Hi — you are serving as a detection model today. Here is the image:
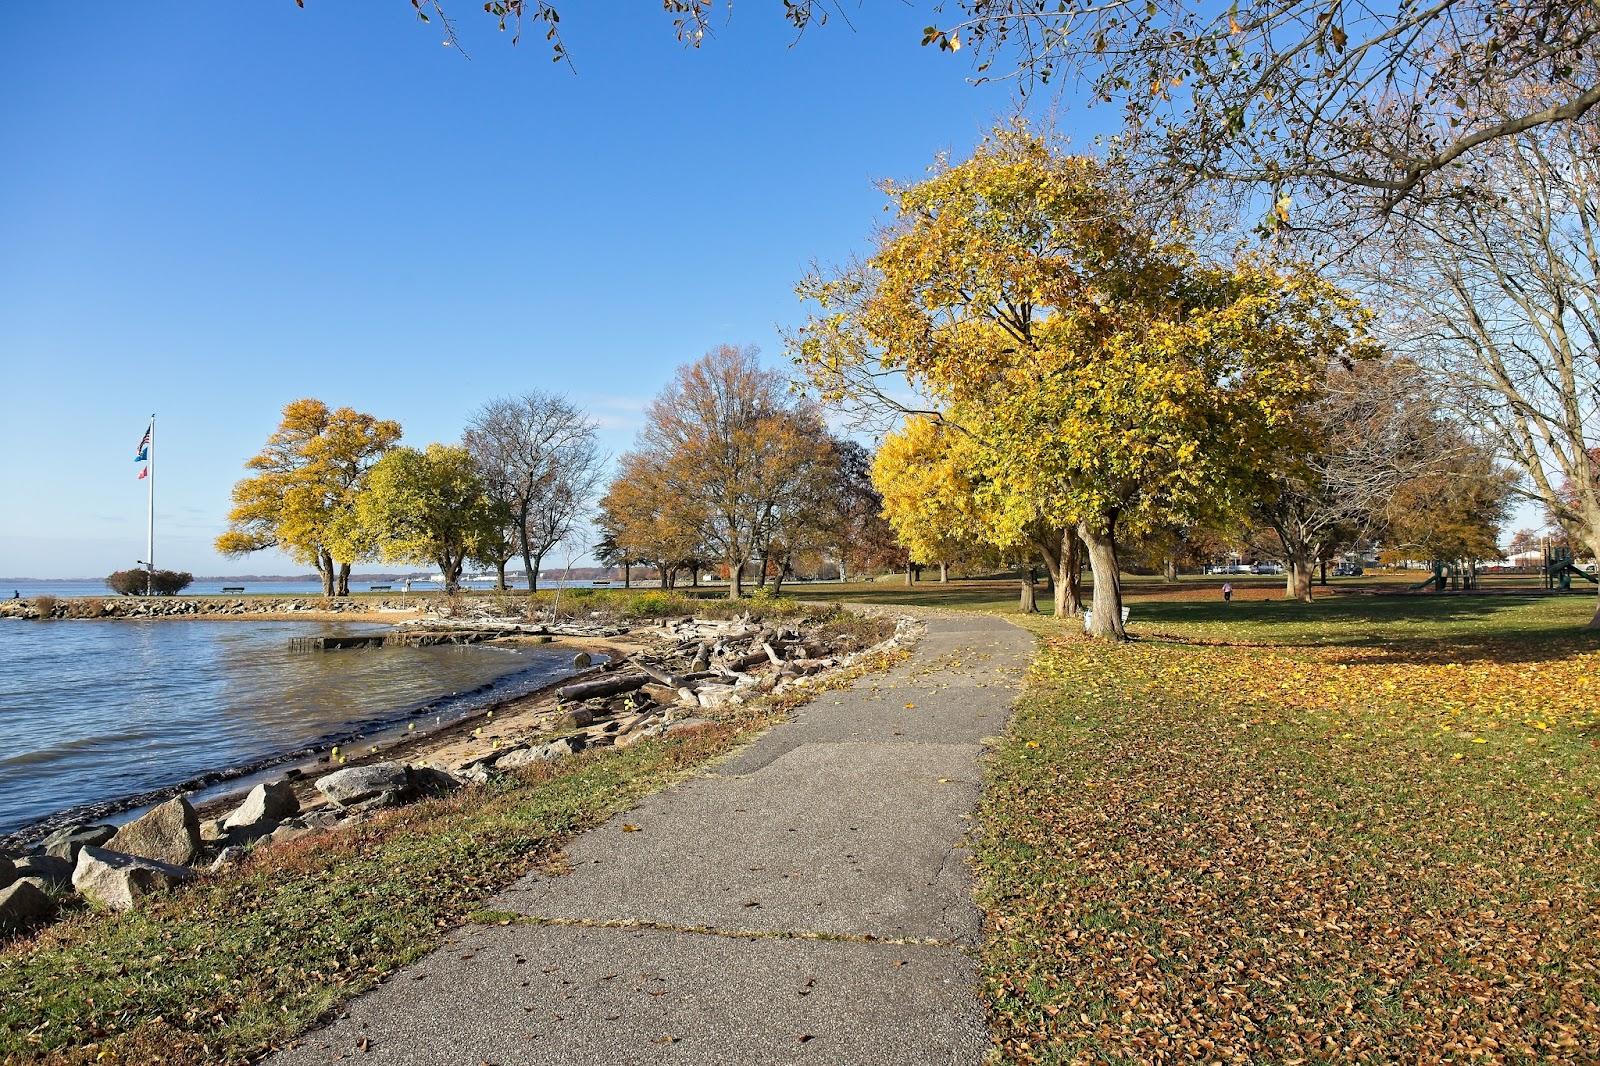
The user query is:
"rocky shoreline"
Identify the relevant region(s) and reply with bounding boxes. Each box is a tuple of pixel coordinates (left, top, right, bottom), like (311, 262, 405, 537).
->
(0, 607, 921, 938)
(0, 595, 421, 621)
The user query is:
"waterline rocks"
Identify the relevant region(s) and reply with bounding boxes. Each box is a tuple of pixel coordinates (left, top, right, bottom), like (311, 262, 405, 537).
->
(41, 824, 116, 863)
(222, 780, 300, 835)
(0, 855, 14, 890)
(72, 846, 195, 911)
(315, 762, 412, 809)
(107, 796, 202, 866)
(12, 854, 73, 890)
(0, 880, 55, 931)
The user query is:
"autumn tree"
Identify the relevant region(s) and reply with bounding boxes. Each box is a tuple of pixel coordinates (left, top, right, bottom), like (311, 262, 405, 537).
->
(1375, 115, 1600, 626)
(1247, 357, 1451, 601)
(350, 443, 502, 592)
(463, 392, 603, 592)
(796, 127, 1362, 637)
(827, 438, 906, 583)
(1382, 434, 1517, 585)
(594, 450, 705, 589)
(216, 399, 402, 596)
(633, 345, 836, 599)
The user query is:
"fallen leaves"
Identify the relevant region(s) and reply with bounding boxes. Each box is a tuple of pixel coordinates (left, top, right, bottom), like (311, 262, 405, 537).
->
(979, 596, 1600, 1064)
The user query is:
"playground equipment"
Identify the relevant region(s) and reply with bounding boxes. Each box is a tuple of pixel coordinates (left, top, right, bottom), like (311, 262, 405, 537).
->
(1545, 545, 1599, 590)
(1410, 561, 1480, 591)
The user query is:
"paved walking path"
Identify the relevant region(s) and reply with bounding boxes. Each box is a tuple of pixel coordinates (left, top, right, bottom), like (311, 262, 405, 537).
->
(269, 610, 1034, 1065)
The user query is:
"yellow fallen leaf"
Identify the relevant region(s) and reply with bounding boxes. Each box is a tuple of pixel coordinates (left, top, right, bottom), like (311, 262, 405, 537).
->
(622, 824, 640, 832)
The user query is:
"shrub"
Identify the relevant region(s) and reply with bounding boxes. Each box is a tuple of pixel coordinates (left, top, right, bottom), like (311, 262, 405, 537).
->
(106, 569, 193, 596)
(31, 595, 58, 618)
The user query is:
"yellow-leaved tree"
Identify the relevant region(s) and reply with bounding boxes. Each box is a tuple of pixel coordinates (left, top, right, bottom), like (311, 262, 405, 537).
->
(216, 399, 402, 596)
(795, 124, 1369, 637)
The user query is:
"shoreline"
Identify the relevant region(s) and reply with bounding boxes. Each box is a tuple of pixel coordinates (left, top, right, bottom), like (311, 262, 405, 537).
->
(0, 627, 641, 852)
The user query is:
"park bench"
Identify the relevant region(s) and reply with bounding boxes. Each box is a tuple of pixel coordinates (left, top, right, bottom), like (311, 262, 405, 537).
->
(368, 585, 392, 591)
(221, 586, 245, 593)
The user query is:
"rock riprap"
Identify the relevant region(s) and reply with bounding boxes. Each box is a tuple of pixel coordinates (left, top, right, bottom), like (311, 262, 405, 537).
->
(41, 824, 116, 863)
(107, 795, 202, 866)
(12, 854, 73, 890)
(221, 780, 300, 835)
(315, 762, 412, 808)
(0, 879, 55, 931)
(72, 847, 195, 911)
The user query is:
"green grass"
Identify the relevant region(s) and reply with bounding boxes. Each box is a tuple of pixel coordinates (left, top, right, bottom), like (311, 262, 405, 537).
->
(0, 714, 772, 1064)
(973, 593, 1600, 1063)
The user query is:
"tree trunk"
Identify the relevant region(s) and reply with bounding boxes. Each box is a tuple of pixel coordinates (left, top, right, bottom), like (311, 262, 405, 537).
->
(939, 562, 948, 583)
(1078, 523, 1125, 639)
(495, 561, 508, 591)
(756, 548, 770, 588)
(623, 561, 631, 589)
(317, 550, 334, 597)
(771, 555, 788, 596)
(905, 563, 914, 586)
(1286, 556, 1314, 602)
(529, 552, 545, 593)
(1055, 530, 1084, 618)
(1162, 556, 1178, 582)
(659, 563, 671, 590)
(1319, 558, 1329, 586)
(1589, 580, 1600, 630)
(335, 563, 351, 597)
(517, 512, 535, 599)
(691, 564, 700, 587)
(838, 556, 848, 583)
(729, 561, 743, 599)
(1019, 567, 1038, 613)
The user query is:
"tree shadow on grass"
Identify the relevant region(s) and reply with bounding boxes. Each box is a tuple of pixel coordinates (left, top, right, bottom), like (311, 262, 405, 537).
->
(1134, 593, 1600, 664)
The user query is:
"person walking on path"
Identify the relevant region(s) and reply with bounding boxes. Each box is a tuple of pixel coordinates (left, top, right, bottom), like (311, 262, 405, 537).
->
(1222, 582, 1233, 603)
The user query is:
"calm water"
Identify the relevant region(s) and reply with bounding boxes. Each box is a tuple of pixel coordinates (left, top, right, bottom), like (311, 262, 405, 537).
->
(0, 619, 582, 841)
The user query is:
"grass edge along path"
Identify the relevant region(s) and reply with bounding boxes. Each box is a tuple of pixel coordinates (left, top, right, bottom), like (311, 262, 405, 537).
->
(974, 598, 1599, 1064)
(0, 641, 907, 1066)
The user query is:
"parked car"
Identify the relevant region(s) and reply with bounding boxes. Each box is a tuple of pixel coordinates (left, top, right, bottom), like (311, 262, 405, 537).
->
(1251, 563, 1284, 575)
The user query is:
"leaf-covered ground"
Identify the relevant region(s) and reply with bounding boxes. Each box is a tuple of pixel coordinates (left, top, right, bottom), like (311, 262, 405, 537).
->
(977, 594, 1600, 1064)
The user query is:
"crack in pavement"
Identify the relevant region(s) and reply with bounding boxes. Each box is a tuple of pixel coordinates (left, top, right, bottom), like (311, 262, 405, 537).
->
(266, 609, 1035, 1066)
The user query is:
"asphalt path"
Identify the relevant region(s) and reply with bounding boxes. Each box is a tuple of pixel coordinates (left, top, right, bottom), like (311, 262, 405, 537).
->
(267, 609, 1034, 1065)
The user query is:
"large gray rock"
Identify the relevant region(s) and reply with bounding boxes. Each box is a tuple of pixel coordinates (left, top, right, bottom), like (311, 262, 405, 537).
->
(72, 847, 195, 912)
(0, 879, 55, 931)
(494, 736, 586, 770)
(314, 762, 411, 808)
(107, 796, 201, 866)
(12, 853, 73, 889)
(0, 855, 15, 890)
(407, 765, 460, 795)
(221, 780, 300, 833)
(41, 824, 115, 862)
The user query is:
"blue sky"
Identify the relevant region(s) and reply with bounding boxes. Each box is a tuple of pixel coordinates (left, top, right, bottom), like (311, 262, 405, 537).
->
(2, 3, 1100, 577)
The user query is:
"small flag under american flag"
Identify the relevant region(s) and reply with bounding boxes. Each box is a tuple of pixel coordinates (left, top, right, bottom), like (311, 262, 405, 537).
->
(137, 467, 148, 480)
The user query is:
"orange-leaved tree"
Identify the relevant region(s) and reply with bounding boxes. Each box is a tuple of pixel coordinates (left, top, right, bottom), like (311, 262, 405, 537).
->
(216, 399, 402, 596)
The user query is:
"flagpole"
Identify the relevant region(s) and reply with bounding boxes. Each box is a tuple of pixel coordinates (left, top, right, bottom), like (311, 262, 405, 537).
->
(146, 414, 155, 596)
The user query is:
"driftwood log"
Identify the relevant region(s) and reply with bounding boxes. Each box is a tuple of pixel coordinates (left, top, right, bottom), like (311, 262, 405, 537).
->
(555, 673, 650, 702)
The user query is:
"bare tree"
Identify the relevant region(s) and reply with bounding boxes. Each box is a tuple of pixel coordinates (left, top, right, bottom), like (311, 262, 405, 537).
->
(639, 345, 836, 599)
(407, 1, 1597, 225)
(463, 391, 602, 593)
(1252, 358, 1443, 601)
(1375, 116, 1600, 626)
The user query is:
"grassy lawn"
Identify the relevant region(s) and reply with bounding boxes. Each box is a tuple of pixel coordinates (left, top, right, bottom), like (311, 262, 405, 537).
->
(975, 591, 1600, 1063)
